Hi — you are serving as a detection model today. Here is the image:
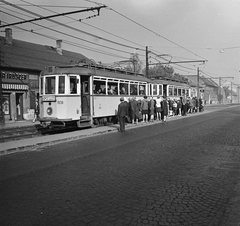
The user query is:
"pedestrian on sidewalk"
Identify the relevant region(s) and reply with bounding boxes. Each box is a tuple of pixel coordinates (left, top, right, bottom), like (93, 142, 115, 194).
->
(141, 95, 149, 122)
(32, 99, 39, 123)
(155, 96, 162, 120)
(117, 97, 129, 133)
(161, 96, 168, 122)
(130, 97, 140, 124)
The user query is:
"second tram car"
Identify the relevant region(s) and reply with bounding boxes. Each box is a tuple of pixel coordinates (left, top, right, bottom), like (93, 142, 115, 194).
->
(38, 63, 190, 128)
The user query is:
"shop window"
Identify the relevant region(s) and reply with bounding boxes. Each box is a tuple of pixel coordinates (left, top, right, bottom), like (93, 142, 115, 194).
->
(58, 76, 65, 94)
(45, 76, 56, 94)
(2, 95, 10, 115)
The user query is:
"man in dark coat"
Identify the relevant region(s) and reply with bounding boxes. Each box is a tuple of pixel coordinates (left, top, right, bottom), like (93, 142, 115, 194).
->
(161, 96, 168, 122)
(117, 97, 129, 132)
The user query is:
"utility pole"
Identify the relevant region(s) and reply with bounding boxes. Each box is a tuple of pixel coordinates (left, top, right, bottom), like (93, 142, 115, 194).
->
(219, 77, 221, 104)
(237, 85, 240, 103)
(146, 46, 149, 78)
(197, 67, 200, 98)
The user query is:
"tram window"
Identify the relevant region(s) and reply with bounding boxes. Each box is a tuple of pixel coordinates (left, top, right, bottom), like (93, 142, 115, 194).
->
(186, 89, 189, 96)
(169, 86, 173, 96)
(58, 76, 65, 94)
(107, 82, 118, 95)
(182, 89, 186, 95)
(84, 81, 89, 94)
(149, 85, 152, 96)
(130, 84, 138, 95)
(174, 87, 177, 96)
(93, 80, 106, 94)
(178, 88, 182, 96)
(152, 84, 157, 95)
(139, 84, 146, 96)
(159, 85, 163, 96)
(45, 77, 56, 94)
(40, 77, 43, 95)
(120, 83, 129, 95)
(70, 76, 77, 94)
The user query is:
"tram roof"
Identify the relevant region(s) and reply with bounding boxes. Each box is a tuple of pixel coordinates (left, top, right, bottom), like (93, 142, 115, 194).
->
(42, 64, 150, 83)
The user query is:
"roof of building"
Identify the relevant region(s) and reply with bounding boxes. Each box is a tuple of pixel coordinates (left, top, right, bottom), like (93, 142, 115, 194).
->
(0, 36, 90, 71)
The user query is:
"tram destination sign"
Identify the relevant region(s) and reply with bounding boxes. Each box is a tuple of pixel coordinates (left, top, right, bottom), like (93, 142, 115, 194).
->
(1, 71, 29, 83)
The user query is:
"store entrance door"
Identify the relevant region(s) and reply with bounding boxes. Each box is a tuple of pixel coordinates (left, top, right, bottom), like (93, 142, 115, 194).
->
(16, 93, 23, 120)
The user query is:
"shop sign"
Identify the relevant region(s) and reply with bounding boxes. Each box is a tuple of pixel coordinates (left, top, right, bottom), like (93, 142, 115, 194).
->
(2, 83, 29, 90)
(1, 71, 29, 83)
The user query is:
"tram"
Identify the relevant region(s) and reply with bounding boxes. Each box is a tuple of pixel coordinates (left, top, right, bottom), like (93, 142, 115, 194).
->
(38, 63, 190, 128)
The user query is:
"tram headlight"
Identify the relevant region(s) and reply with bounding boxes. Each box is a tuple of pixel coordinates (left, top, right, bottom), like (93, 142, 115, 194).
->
(47, 107, 53, 115)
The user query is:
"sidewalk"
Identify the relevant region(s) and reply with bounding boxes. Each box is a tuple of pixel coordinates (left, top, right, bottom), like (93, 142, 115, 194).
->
(0, 104, 238, 155)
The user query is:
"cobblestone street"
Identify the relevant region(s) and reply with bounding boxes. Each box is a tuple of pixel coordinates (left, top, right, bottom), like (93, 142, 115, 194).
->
(1, 107, 240, 226)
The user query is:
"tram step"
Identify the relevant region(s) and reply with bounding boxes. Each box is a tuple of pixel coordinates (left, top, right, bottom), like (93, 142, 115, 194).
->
(77, 119, 91, 128)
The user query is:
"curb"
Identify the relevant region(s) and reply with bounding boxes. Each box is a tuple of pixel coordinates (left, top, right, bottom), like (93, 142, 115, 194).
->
(0, 105, 238, 156)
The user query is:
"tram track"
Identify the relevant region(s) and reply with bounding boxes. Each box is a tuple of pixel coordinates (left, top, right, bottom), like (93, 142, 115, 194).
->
(0, 123, 98, 143)
(0, 125, 42, 143)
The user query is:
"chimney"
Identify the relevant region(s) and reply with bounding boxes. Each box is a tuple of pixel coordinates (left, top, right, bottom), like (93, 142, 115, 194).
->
(5, 28, 12, 45)
(56, 40, 63, 55)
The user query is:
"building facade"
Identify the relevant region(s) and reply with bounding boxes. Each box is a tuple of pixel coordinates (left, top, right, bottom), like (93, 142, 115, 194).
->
(0, 28, 89, 123)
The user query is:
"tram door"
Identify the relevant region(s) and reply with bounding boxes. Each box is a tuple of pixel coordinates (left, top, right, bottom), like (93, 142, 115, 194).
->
(81, 76, 90, 116)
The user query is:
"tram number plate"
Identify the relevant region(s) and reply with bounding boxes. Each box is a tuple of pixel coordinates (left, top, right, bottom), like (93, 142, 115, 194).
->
(57, 101, 64, 104)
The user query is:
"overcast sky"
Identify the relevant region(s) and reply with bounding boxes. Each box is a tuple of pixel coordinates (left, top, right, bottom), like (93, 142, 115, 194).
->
(1, 0, 240, 90)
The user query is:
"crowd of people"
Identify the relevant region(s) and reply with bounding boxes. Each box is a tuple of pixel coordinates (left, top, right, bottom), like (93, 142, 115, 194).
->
(117, 95, 205, 132)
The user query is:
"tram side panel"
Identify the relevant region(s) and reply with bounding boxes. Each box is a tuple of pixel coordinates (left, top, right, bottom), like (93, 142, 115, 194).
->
(93, 96, 119, 119)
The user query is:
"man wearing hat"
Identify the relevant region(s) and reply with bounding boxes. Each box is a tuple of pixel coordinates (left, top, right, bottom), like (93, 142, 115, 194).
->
(117, 97, 129, 132)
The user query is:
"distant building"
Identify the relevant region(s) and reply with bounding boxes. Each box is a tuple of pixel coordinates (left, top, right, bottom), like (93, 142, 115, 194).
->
(0, 28, 90, 122)
(186, 75, 228, 104)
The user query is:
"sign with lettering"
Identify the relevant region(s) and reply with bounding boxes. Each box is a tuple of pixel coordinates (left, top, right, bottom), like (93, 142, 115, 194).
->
(42, 95, 56, 102)
(2, 83, 29, 90)
(1, 71, 29, 83)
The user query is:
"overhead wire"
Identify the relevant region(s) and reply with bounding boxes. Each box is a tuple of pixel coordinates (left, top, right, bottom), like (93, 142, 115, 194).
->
(1, 10, 136, 56)
(18, 0, 146, 50)
(0, 18, 128, 60)
(108, 7, 207, 61)
(8, 0, 145, 52)
(2, 0, 211, 76)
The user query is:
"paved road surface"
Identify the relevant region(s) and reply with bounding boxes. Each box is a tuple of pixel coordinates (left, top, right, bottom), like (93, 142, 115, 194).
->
(1, 106, 240, 226)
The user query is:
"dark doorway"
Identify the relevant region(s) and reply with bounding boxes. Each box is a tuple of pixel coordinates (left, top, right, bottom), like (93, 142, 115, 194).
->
(16, 93, 23, 120)
(81, 76, 90, 116)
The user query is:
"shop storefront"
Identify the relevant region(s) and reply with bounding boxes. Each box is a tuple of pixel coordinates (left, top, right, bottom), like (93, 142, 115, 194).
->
(1, 70, 38, 121)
